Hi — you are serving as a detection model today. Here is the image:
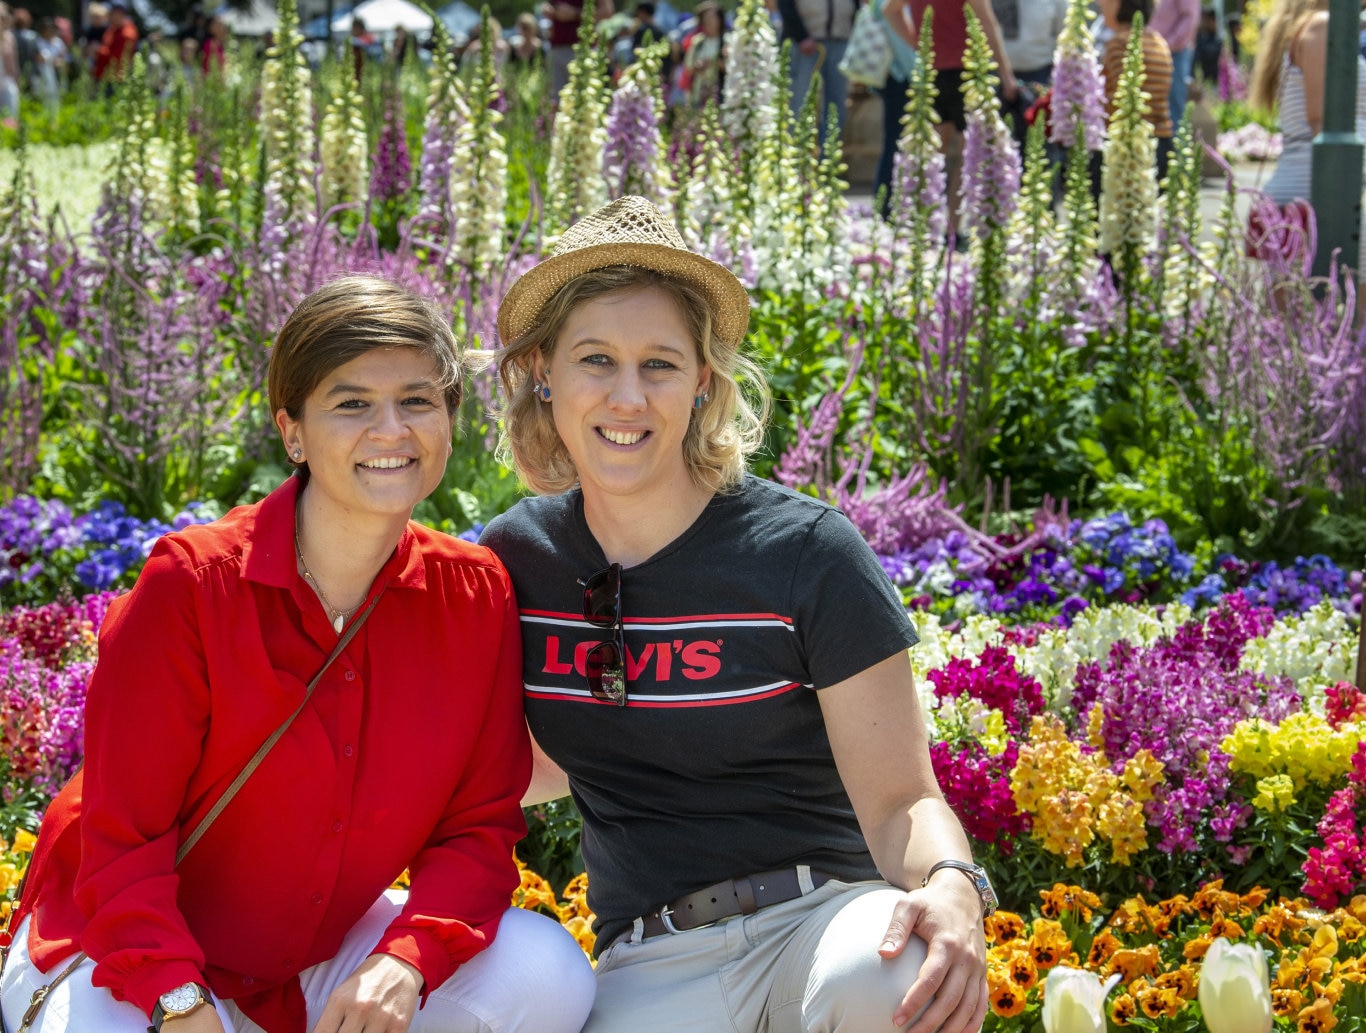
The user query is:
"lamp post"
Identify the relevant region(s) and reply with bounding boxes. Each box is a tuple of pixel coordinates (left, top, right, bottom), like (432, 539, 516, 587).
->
(1310, 0, 1364, 279)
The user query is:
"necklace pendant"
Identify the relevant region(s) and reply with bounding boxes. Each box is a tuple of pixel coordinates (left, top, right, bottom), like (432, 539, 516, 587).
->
(332, 613, 345, 634)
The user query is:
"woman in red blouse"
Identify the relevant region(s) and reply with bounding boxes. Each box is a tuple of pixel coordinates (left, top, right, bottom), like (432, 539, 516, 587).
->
(0, 277, 595, 1033)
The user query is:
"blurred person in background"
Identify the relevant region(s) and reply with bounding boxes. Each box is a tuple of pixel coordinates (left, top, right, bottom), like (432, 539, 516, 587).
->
(544, 0, 614, 101)
(461, 15, 510, 69)
(1194, 6, 1222, 84)
(908, 0, 1019, 242)
(509, 11, 544, 63)
(0, 3, 18, 118)
(33, 16, 68, 107)
(12, 6, 36, 92)
(682, 0, 724, 105)
(777, 0, 854, 150)
(1148, 0, 1199, 125)
(1249, 0, 1366, 279)
(93, 0, 138, 83)
(200, 14, 227, 74)
(994, 0, 1066, 86)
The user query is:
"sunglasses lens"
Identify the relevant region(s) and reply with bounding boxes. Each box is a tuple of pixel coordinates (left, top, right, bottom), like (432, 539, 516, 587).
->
(586, 640, 626, 705)
(583, 566, 621, 628)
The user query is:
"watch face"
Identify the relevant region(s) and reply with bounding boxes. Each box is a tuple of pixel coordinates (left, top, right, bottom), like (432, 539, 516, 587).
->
(160, 983, 203, 1013)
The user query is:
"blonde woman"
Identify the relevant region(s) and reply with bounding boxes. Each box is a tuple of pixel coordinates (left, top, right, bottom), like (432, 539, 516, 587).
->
(1248, 0, 1366, 273)
(482, 196, 991, 1033)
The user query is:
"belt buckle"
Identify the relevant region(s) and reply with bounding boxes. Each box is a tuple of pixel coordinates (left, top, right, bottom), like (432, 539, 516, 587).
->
(658, 903, 683, 934)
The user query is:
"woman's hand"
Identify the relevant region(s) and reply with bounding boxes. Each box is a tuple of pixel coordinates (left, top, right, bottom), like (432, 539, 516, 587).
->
(309, 954, 423, 1033)
(878, 878, 988, 1032)
(162, 1007, 228, 1033)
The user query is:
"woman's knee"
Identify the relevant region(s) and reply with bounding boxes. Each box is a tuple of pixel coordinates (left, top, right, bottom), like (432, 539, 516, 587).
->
(803, 890, 929, 1032)
(425, 907, 594, 1033)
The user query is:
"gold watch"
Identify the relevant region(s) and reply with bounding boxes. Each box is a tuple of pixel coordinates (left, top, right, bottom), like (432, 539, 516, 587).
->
(151, 982, 213, 1030)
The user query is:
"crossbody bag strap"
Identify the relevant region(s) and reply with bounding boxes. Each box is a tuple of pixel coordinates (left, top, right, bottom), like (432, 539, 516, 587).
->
(0, 592, 384, 1033)
(175, 591, 383, 864)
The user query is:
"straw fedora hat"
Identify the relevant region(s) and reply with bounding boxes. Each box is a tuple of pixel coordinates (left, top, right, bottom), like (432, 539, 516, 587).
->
(497, 196, 752, 347)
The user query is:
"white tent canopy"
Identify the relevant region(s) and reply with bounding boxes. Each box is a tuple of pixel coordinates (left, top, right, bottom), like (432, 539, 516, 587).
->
(331, 0, 433, 33)
(218, 0, 279, 37)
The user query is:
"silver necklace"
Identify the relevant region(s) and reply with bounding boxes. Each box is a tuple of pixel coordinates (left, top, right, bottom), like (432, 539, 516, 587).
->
(295, 527, 355, 634)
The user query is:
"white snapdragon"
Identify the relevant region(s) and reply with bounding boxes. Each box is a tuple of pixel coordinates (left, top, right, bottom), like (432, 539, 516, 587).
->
(1240, 602, 1359, 704)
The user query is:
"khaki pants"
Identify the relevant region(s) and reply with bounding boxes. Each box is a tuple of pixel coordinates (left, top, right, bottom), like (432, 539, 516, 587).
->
(587, 880, 930, 1033)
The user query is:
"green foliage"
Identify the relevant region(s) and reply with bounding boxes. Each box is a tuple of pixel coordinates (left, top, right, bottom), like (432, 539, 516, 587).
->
(517, 798, 584, 895)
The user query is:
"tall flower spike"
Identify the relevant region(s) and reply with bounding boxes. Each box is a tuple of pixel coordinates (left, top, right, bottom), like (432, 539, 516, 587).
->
(154, 85, 200, 240)
(1156, 112, 1207, 339)
(319, 57, 369, 214)
(543, 14, 609, 239)
(1050, 0, 1108, 149)
(95, 55, 160, 275)
(258, 0, 317, 252)
(370, 80, 412, 207)
(960, 10, 1021, 239)
(449, 7, 510, 281)
(1008, 120, 1059, 320)
(678, 103, 737, 251)
(721, 0, 779, 176)
(1098, 15, 1158, 277)
(416, 18, 467, 236)
(603, 39, 675, 212)
(889, 12, 946, 317)
(751, 51, 820, 296)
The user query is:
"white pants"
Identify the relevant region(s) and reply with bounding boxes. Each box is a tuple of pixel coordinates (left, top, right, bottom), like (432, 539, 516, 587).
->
(1, 892, 595, 1033)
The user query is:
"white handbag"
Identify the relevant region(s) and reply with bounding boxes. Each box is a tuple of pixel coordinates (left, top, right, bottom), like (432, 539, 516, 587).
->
(837, 3, 894, 89)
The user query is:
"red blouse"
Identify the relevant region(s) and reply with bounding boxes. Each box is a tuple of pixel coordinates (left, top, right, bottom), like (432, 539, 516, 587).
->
(15, 477, 530, 1033)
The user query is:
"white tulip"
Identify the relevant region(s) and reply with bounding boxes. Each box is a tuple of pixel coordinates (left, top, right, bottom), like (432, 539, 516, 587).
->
(1197, 937, 1273, 1033)
(1042, 966, 1122, 1033)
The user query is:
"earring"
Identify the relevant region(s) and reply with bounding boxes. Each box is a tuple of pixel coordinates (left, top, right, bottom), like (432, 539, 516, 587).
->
(292, 448, 303, 461)
(693, 393, 709, 409)
(534, 383, 552, 402)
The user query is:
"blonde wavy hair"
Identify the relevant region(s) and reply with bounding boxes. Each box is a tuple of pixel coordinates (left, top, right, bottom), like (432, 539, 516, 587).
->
(495, 266, 770, 497)
(1249, 0, 1328, 112)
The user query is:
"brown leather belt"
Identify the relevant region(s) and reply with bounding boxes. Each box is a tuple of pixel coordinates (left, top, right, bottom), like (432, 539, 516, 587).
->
(632, 868, 836, 942)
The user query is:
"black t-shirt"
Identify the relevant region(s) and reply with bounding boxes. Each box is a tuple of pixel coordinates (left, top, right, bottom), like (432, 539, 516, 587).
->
(481, 475, 919, 948)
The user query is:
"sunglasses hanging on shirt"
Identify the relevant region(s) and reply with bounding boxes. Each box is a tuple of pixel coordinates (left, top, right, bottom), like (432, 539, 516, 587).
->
(579, 563, 627, 706)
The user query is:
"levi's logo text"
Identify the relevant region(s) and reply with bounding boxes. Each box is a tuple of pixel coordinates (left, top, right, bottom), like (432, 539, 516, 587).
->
(542, 635, 722, 680)
(519, 608, 806, 708)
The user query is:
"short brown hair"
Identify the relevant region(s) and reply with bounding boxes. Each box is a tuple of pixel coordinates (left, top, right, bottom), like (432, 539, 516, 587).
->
(269, 277, 464, 470)
(495, 266, 769, 496)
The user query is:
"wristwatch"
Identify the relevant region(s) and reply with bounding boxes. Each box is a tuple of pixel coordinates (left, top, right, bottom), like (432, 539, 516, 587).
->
(922, 859, 999, 918)
(151, 982, 213, 1030)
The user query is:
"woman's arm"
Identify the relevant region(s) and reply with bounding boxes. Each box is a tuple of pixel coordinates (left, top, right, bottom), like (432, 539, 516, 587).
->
(1293, 10, 1328, 134)
(368, 577, 532, 994)
(76, 538, 217, 1018)
(819, 651, 989, 1033)
(523, 727, 572, 805)
(883, 0, 918, 53)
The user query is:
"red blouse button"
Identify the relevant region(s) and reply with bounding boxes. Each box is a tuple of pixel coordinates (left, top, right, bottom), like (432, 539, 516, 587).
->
(344, 670, 356, 682)
(332, 821, 343, 833)
(343, 745, 354, 758)
(311, 892, 323, 905)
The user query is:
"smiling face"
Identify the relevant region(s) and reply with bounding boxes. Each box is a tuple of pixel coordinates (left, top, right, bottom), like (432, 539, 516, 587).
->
(535, 286, 710, 508)
(275, 347, 453, 527)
